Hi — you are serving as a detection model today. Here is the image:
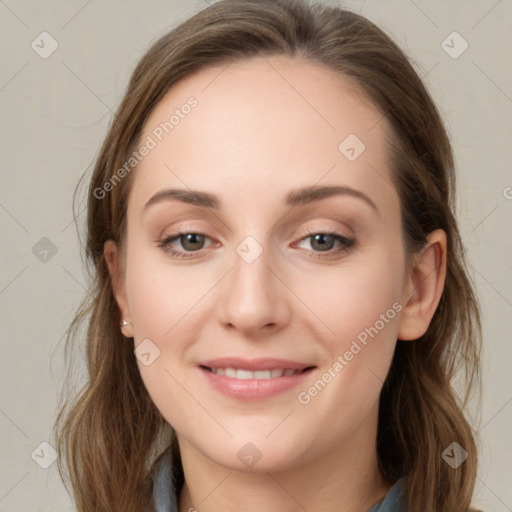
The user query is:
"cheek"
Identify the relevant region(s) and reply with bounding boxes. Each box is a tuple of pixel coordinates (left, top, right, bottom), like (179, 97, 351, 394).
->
(293, 244, 404, 411)
(124, 241, 212, 341)
(122, 244, 201, 422)
(293, 244, 405, 346)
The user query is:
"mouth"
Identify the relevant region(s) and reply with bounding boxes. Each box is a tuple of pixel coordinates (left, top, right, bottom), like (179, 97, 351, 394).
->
(197, 358, 316, 399)
(200, 366, 314, 379)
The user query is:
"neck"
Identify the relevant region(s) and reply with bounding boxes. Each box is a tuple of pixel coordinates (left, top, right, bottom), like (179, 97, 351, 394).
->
(177, 406, 392, 512)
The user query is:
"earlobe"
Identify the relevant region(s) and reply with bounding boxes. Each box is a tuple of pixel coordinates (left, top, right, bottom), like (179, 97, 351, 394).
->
(397, 229, 447, 341)
(104, 240, 133, 337)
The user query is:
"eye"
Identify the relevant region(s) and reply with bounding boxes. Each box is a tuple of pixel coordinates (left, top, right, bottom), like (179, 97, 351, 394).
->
(158, 231, 216, 259)
(294, 230, 355, 258)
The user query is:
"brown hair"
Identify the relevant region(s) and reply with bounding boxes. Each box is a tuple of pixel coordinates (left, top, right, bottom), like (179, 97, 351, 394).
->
(53, 1, 482, 511)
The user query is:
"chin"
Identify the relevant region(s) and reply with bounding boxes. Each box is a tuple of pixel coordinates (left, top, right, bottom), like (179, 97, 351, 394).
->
(194, 433, 310, 474)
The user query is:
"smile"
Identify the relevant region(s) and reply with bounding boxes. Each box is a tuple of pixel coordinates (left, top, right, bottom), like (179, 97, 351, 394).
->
(198, 360, 316, 400)
(204, 367, 305, 379)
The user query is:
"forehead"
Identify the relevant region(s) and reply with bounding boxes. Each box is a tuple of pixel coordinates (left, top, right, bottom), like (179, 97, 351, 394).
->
(129, 55, 397, 218)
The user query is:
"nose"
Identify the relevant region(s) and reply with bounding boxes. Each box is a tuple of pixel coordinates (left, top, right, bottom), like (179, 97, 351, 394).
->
(217, 241, 291, 337)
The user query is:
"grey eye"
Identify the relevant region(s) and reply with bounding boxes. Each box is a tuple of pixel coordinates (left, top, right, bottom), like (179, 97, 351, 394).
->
(177, 233, 206, 251)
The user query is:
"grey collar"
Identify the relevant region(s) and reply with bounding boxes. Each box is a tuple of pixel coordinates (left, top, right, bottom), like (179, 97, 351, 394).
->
(152, 448, 178, 512)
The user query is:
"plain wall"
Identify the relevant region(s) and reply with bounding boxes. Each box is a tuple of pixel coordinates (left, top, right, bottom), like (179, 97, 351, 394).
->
(0, 1, 511, 510)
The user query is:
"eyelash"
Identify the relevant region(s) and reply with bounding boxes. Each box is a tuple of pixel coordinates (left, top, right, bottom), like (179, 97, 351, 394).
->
(157, 228, 355, 260)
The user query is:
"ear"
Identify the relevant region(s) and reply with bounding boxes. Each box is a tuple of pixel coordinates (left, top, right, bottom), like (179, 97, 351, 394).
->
(397, 229, 447, 341)
(104, 239, 133, 338)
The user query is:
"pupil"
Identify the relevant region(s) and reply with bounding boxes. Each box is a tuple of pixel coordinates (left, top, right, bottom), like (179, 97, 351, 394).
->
(183, 234, 203, 251)
(312, 234, 333, 251)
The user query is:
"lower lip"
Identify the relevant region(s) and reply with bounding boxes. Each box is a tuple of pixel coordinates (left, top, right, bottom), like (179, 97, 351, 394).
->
(199, 366, 315, 400)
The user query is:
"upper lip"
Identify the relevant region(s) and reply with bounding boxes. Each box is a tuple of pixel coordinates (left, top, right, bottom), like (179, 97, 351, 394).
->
(198, 357, 315, 371)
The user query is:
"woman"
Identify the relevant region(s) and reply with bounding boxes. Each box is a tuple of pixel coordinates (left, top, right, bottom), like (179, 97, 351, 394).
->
(53, 1, 483, 511)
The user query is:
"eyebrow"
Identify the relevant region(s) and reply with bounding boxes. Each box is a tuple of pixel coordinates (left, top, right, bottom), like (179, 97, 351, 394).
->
(143, 185, 379, 215)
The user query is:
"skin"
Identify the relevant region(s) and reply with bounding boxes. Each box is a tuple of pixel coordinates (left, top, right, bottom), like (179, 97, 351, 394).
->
(105, 55, 447, 512)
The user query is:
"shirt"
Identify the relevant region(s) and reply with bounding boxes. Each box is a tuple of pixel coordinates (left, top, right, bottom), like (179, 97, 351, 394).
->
(151, 447, 409, 512)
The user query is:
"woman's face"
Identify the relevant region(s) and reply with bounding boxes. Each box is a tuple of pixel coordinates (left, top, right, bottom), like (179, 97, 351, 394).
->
(112, 56, 412, 472)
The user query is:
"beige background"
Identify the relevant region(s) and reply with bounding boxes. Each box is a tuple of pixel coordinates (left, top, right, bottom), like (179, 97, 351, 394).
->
(1, 1, 511, 510)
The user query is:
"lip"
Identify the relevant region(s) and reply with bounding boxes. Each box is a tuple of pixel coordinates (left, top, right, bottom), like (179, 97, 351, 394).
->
(198, 357, 313, 371)
(197, 357, 316, 400)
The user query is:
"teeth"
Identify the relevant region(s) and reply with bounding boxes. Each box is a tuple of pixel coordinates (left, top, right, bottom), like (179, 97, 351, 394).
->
(209, 367, 302, 379)
(237, 369, 254, 379)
